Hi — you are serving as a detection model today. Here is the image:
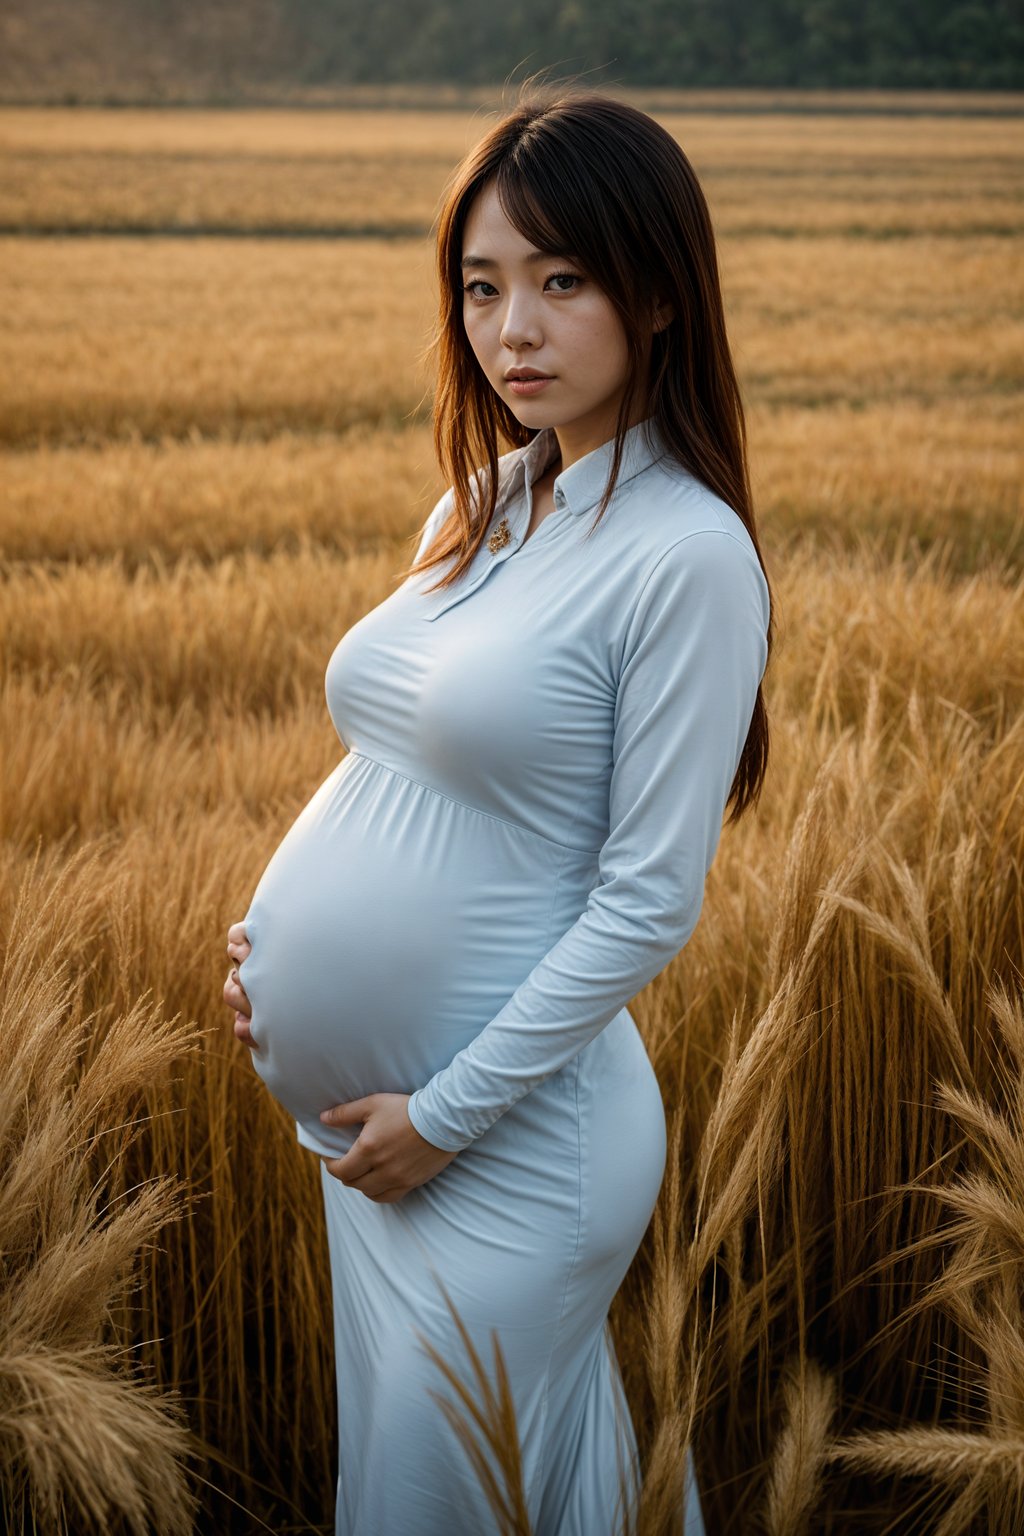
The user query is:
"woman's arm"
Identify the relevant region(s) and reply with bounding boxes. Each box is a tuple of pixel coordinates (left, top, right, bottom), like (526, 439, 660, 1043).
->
(406, 527, 771, 1153)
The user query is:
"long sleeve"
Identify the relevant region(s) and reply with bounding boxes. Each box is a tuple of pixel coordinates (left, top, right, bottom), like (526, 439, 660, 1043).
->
(406, 527, 771, 1153)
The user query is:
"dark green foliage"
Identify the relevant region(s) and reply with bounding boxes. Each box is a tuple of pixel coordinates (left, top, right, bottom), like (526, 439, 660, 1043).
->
(2, 0, 1021, 96)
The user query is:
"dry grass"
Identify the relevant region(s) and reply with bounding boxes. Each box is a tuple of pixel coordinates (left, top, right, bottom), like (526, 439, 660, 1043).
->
(0, 850, 202, 1534)
(2, 97, 1023, 1534)
(1, 109, 1019, 237)
(0, 237, 437, 448)
(0, 424, 443, 568)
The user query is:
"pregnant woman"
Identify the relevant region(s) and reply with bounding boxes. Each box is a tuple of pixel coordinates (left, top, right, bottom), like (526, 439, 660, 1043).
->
(223, 88, 773, 1535)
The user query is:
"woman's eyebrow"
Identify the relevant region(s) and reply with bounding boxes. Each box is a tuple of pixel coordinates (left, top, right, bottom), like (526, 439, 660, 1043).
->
(460, 250, 576, 270)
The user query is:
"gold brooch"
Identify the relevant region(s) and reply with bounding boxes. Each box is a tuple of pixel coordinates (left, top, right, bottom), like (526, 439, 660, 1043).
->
(488, 515, 512, 554)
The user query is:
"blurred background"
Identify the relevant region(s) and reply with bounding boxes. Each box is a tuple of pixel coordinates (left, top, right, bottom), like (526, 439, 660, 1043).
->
(1, 0, 1021, 98)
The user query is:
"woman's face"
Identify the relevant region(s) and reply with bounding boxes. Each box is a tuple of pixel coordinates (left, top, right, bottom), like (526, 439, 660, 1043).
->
(459, 179, 634, 450)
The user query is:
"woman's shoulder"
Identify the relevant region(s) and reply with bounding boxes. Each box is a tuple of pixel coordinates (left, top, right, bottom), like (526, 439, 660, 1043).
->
(620, 453, 762, 579)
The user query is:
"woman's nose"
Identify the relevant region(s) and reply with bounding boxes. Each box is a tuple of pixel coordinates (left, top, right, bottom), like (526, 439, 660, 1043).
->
(499, 294, 543, 351)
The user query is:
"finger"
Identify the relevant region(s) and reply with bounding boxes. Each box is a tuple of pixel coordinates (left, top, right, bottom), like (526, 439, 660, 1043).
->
(318, 1156, 402, 1202)
(225, 983, 250, 1019)
(223, 981, 251, 1017)
(323, 1152, 371, 1185)
(224, 967, 251, 1007)
(233, 1014, 259, 1050)
(319, 1096, 373, 1128)
(356, 1177, 407, 1203)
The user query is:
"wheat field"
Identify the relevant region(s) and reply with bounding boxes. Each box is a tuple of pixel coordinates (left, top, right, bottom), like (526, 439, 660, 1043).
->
(1, 99, 1023, 1535)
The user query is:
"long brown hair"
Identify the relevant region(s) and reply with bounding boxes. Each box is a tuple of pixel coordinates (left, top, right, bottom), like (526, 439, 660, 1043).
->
(407, 85, 774, 823)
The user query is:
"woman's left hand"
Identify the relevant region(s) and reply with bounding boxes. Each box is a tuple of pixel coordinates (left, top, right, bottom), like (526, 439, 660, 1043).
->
(318, 1093, 458, 1202)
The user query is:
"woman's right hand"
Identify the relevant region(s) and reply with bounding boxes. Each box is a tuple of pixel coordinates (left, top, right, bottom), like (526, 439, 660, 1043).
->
(224, 919, 258, 1051)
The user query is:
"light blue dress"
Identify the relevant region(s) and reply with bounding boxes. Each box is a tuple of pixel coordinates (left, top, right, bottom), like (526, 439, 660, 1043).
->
(238, 415, 770, 1534)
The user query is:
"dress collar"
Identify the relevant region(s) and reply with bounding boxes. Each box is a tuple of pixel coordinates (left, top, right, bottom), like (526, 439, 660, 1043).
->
(503, 415, 671, 519)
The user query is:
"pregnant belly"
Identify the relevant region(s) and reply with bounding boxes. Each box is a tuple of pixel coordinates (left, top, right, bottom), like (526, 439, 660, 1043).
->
(237, 752, 597, 1157)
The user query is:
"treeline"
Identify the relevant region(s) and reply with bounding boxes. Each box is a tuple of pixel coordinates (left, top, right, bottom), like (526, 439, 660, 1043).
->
(2, 0, 1021, 98)
(278, 0, 1023, 90)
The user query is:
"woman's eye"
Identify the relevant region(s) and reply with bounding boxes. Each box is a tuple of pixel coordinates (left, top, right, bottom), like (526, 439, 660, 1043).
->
(462, 272, 582, 302)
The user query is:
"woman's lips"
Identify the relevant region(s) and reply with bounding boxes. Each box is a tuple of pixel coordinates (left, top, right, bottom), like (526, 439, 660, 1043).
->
(508, 376, 554, 396)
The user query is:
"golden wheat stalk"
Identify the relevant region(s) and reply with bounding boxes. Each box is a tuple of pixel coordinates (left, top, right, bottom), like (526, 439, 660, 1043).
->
(0, 846, 202, 1533)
